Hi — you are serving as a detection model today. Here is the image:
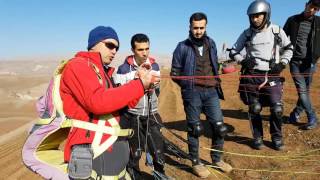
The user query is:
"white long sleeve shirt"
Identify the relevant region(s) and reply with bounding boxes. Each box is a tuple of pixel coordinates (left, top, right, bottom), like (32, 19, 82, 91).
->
(230, 23, 293, 71)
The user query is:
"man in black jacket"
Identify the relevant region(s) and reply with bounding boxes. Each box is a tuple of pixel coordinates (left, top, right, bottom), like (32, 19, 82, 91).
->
(283, 0, 320, 130)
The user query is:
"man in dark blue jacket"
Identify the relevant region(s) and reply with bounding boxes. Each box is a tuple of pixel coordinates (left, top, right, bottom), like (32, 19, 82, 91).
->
(170, 12, 232, 178)
(284, 0, 320, 130)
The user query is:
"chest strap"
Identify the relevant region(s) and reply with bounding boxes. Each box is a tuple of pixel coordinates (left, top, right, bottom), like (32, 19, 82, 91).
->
(71, 119, 133, 137)
(71, 115, 133, 158)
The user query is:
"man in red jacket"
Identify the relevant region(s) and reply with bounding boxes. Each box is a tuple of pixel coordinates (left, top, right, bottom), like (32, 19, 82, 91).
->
(60, 26, 158, 179)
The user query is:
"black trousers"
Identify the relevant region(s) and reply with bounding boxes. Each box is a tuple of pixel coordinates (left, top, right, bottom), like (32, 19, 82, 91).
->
(123, 112, 165, 174)
(239, 71, 283, 139)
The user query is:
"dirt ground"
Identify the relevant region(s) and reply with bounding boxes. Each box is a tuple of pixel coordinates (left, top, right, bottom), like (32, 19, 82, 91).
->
(0, 60, 319, 180)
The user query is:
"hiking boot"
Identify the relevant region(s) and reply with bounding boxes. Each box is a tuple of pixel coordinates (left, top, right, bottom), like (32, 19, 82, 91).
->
(213, 160, 233, 173)
(272, 138, 284, 151)
(288, 111, 300, 124)
(252, 137, 264, 150)
(192, 163, 210, 178)
(304, 117, 318, 130)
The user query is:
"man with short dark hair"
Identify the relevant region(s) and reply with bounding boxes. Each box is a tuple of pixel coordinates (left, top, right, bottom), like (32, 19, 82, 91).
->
(284, 0, 320, 130)
(171, 12, 232, 178)
(115, 33, 168, 179)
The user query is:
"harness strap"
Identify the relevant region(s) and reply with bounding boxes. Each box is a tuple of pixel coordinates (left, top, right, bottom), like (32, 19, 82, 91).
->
(35, 118, 56, 125)
(255, 57, 271, 63)
(71, 116, 133, 158)
(71, 119, 133, 137)
(89, 61, 103, 85)
(35, 74, 65, 126)
(257, 72, 269, 90)
(36, 118, 72, 128)
(91, 168, 131, 180)
(271, 26, 281, 63)
(244, 26, 282, 64)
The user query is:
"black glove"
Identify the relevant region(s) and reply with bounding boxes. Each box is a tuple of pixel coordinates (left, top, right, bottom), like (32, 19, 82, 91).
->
(270, 63, 285, 74)
(241, 58, 256, 69)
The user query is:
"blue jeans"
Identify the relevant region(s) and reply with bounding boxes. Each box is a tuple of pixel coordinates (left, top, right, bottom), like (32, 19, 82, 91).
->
(290, 60, 317, 120)
(182, 87, 224, 163)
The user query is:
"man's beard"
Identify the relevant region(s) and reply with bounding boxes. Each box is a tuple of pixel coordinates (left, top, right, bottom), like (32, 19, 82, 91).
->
(189, 31, 207, 46)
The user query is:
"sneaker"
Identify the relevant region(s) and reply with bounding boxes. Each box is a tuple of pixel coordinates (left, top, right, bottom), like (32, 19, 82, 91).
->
(305, 123, 317, 130)
(213, 160, 233, 173)
(192, 163, 210, 178)
(252, 137, 264, 150)
(272, 138, 284, 151)
(304, 117, 318, 130)
(288, 111, 300, 124)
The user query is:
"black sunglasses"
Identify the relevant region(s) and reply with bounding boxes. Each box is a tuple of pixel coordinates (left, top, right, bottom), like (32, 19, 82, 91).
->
(103, 42, 119, 51)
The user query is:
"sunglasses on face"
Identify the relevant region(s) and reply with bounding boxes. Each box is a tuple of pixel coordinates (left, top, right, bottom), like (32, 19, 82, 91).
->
(103, 42, 119, 51)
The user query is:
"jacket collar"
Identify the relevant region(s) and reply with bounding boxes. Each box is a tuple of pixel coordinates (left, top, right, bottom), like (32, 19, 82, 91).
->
(125, 55, 156, 67)
(74, 51, 115, 76)
(297, 12, 315, 22)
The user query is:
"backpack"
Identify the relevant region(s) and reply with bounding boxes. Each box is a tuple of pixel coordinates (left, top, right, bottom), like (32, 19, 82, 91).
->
(22, 59, 134, 180)
(22, 60, 71, 180)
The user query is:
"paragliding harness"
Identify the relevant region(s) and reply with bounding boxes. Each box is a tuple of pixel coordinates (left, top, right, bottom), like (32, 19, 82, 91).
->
(140, 86, 207, 180)
(239, 26, 283, 105)
(22, 59, 133, 180)
(135, 88, 217, 179)
(136, 89, 172, 180)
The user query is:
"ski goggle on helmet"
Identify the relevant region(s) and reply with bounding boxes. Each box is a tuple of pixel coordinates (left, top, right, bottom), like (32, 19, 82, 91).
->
(247, 0, 271, 30)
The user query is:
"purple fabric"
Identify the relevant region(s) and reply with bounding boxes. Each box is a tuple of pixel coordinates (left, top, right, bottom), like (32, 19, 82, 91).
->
(36, 79, 54, 119)
(22, 79, 69, 180)
(22, 117, 69, 180)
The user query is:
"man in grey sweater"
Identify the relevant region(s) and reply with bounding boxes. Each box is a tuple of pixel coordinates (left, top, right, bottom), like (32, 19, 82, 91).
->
(229, 0, 293, 151)
(114, 33, 167, 179)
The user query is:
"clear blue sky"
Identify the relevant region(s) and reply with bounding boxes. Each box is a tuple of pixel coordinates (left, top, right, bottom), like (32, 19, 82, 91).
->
(0, 0, 309, 60)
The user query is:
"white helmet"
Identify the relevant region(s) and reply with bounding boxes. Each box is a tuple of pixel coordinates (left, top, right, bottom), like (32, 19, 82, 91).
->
(247, 0, 271, 30)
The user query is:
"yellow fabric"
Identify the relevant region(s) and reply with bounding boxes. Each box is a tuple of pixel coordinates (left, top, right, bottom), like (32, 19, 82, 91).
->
(60, 118, 73, 128)
(36, 150, 68, 173)
(36, 128, 69, 151)
(35, 118, 55, 125)
(54, 59, 69, 75)
(35, 59, 69, 126)
(91, 168, 131, 180)
(31, 61, 70, 176)
(52, 74, 65, 118)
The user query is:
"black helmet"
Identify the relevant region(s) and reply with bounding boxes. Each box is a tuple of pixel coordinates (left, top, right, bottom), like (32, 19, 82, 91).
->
(247, 0, 271, 30)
